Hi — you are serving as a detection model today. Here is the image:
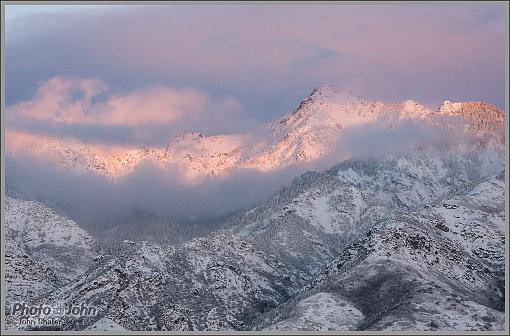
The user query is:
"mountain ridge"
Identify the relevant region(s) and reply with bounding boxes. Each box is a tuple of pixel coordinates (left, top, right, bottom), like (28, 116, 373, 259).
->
(4, 86, 506, 331)
(4, 148, 505, 331)
(5, 87, 505, 180)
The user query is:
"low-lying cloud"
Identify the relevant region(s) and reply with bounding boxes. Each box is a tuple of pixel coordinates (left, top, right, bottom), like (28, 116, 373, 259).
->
(6, 114, 499, 235)
(6, 76, 255, 146)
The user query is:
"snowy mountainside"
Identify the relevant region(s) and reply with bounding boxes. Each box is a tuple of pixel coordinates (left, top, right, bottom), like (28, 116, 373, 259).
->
(243, 86, 431, 171)
(228, 148, 504, 277)
(8, 233, 305, 331)
(85, 318, 127, 331)
(4, 232, 60, 308)
(3, 147, 505, 331)
(260, 172, 505, 331)
(4, 197, 99, 306)
(5, 131, 246, 180)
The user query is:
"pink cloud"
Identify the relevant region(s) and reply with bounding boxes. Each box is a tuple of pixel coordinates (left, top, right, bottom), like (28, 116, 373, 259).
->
(9, 76, 107, 123)
(92, 86, 210, 125)
(5, 4, 506, 120)
(7, 76, 243, 127)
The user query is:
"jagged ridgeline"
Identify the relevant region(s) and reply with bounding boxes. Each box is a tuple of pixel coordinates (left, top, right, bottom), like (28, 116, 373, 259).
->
(6, 86, 505, 180)
(4, 87, 505, 331)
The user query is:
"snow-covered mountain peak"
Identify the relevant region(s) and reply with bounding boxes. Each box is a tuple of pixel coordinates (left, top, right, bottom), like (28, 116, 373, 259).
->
(307, 85, 365, 104)
(281, 86, 431, 132)
(397, 99, 431, 119)
(437, 100, 463, 114)
(435, 100, 504, 131)
(5, 87, 504, 180)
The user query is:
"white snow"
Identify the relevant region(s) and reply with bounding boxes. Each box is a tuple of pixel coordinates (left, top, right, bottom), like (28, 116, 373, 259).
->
(265, 292, 364, 331)
(285, 187, 363, 235)
(85, 318, 126, 331)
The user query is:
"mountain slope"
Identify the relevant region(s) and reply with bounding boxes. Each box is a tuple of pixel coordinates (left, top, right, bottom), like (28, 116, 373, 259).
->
(260, 172, 505, 331)
(228, 148, 504, 276)
(244, 86, 431, 171)
(4, 197, 98, 306)
(8, 233, 306, 331)
(4, 147, 505, 331)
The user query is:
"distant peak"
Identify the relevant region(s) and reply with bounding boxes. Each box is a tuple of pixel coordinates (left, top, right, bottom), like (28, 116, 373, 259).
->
(308, 85, 361, 102)
(436, 100, 463, 114)
(435, 100, 504, 131)
(436, 100, 504, 117)
(310, 84, 335, 95)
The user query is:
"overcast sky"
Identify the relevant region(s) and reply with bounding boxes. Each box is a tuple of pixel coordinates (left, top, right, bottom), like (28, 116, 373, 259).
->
(5, 3, 507, 145)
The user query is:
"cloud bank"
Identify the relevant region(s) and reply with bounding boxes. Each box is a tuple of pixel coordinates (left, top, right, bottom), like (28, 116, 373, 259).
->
(5, 115, 495, 223)
(6, 76, 253, 145)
